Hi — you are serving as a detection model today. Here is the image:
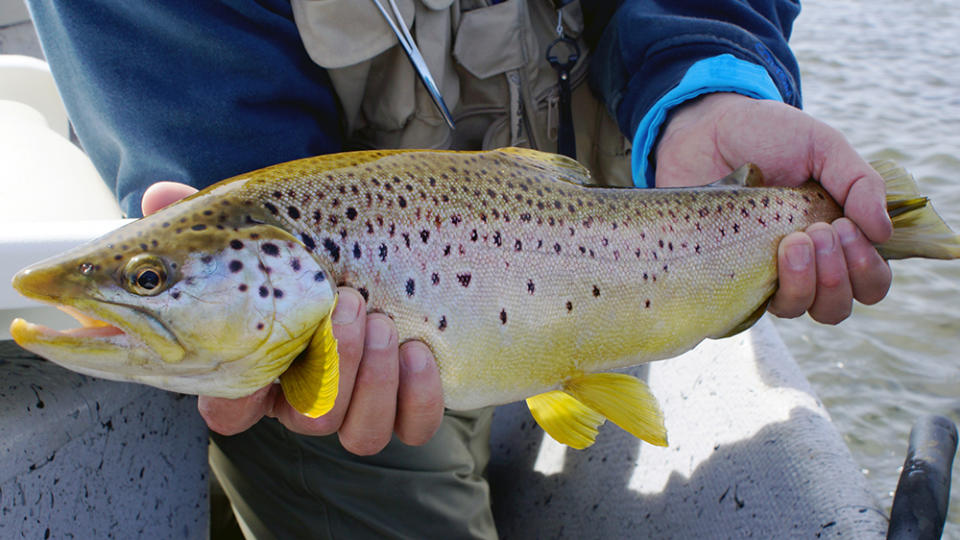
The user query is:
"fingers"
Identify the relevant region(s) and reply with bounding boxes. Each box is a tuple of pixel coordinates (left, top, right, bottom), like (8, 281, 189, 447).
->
(813, 130, 893, 243)
(770, 219, 892, 324)
(142, 181, 198, 215)
(768, 232, 815, 318)
(394, 341, 444, 446)
(198, 385, 278, 436)
(273, 287, 366, 435)
(804, 223, 853, 324)
(834, 219, 892, 305)
(337, 313, 400, 455)
(272, 287, 444, 455)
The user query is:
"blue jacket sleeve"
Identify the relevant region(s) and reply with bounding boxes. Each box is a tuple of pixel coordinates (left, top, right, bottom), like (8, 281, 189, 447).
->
(26, 0, 343, 217)
(586, 0, 803, 186)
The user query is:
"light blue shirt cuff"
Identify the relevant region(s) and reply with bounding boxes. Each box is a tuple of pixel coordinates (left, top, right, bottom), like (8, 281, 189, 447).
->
(630, 54, 785, 188)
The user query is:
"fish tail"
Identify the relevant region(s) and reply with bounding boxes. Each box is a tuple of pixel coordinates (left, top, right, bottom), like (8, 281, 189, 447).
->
(873, 160, 960, 260)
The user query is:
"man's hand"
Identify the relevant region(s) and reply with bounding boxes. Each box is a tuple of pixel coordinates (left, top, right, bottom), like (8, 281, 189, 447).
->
(142, 182, 445, 455)
(654, 92, 893, 324)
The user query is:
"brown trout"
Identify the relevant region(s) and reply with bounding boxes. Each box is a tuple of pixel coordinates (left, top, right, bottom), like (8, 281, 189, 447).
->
(10, 149, 960, 449)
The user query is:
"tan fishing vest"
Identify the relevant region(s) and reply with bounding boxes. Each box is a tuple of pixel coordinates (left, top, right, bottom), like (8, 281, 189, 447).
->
(290, 0, 632, 187)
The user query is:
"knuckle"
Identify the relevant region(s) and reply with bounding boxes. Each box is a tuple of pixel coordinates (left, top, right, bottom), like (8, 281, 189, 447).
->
(340, 432, 390, 456)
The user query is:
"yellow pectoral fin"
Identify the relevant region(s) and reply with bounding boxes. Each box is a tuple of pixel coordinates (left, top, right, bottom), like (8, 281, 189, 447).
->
(526, 390, 606, 450)
(279, 315, 340, 418)
(565, 373, 668, 447)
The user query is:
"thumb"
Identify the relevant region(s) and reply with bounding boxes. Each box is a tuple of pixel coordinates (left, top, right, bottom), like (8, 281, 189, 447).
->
(142, 181, 198, 216)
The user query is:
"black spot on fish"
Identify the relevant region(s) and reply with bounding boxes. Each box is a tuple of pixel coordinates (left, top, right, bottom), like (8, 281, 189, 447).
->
(238, 284, 248, 292)
(592, 285, 600, 297)
(262, 243, 279, 257)
(398, 195, 407, 208)
(273, 289, 284, 298)
(316, 238, 339, 264)
(229, 260, 243, 273)
(287, 206, 300, 220)
(346, 207, 358, 220)
(191, 224, 206, 231)
(443, 244, 451, 256)
(264, 202, 278, 215)
(301, 234, 316, 251)
(405, 279, 416, 297)
(259, 286, 269, 298)
(566, 301, 573, 312)
(353, 242, 362, 259)
(554, 243, 562, 254)
(378, 243, 388, 262)
(314, 271, 326, 282)
(431, 273, 440, 285)
(457, 273, 472, 287)
(357, 287, 369, 302)
(493, 232, 502, 247)
(470, 229, 478, 242)
(420, 230, 430, 243)
(500, 309, 507, 324)
(438, 316, 447, 331)
(645, 299, 651, 308)
(171, 291, 181, 300)
(257, 322, 265, 330)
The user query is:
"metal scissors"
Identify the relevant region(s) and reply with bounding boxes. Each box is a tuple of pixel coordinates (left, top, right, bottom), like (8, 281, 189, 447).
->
(371, 0, 456, 130)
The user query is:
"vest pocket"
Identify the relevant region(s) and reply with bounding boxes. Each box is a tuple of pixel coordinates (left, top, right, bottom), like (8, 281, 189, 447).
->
(452, 0, 531, 80)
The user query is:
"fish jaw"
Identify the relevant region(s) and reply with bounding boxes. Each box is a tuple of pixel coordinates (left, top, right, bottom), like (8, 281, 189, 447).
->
(10, 260, 187, 376)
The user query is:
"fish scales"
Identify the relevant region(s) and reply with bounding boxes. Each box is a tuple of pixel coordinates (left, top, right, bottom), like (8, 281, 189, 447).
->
(16, 149, 957, 447)
(222, 149, 840, 409)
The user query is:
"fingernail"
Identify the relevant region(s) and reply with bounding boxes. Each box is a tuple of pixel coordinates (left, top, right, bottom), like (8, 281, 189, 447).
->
(808, 227, 836, 254)
(401, 343, 430, 373)
(366, 316, 393, 350)
(835, 219, 859, 246)
(332, 290, 361, 325)
(785, 243, 811, 271)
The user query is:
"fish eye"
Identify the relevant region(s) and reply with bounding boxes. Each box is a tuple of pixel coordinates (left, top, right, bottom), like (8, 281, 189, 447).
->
(124, 254, 168, 296)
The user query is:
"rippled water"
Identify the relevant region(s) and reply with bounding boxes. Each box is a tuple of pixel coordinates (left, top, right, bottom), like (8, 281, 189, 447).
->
(777, 1, 960, 536)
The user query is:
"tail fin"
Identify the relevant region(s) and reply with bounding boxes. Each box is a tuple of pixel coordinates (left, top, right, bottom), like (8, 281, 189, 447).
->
(874, 160, 960, 260)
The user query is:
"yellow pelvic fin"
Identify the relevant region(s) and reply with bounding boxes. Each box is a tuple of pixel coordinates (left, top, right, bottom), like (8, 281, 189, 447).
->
(565, 373, 668, 447)
(279, 314, 340, 418)
(526, 390, 606, 450)
(870, 160, 960, 260)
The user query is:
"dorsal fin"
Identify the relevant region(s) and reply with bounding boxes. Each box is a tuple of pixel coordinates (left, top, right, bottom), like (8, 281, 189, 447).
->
(495, 147, 594, 186)
(710, 163, 764, 187)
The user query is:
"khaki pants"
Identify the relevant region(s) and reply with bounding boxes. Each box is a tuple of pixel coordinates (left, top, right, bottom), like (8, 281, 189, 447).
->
(209, 408, 497, 539)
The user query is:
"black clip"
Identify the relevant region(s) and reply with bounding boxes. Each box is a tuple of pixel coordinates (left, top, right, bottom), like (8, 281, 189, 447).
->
(546, 36, 580, 77)
(546, 36, 580, 159)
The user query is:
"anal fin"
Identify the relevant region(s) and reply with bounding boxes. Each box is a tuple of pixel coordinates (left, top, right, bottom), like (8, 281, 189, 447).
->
(565, 373, 667, 447)
(526, 390, 606, 450)
(279, 314, 340, 418)
(527, 372, 667, 449)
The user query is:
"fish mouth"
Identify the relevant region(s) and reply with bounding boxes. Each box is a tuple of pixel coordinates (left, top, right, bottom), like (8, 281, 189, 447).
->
(11, 305, 127, 342)
(10, 298, 186, 373)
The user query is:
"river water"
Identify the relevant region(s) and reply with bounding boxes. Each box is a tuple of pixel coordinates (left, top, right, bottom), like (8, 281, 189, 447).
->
(776, 1, 960, 536)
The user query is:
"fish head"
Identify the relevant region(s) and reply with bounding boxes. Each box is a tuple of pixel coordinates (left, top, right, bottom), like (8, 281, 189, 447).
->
(10, 204, 336, 398)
